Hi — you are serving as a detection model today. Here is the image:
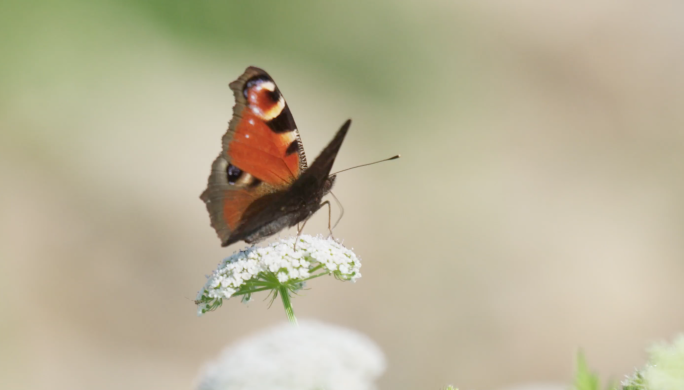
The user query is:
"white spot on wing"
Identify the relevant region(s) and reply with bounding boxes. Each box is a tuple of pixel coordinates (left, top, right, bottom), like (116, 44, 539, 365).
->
(259, 81, 276, 91)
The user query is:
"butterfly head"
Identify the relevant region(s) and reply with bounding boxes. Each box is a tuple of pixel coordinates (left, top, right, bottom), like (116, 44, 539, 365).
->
(323, 175, 336, 195)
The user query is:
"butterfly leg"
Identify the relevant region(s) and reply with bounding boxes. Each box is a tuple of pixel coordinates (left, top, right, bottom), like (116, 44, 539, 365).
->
(329, 191, 344, 230)
(319, 200, 336, 241)
(294, 217, 311, 250)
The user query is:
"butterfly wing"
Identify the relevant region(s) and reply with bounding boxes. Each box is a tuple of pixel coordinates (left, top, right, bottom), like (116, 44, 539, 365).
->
(201, 67, 307, 246)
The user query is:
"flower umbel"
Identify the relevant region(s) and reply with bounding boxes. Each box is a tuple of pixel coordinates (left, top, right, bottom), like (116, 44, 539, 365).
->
(195, 235, 362, 321)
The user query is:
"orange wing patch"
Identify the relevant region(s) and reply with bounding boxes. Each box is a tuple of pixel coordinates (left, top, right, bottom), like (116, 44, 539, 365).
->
(230, 110, 300, 185)
(220, 189, 257, 230)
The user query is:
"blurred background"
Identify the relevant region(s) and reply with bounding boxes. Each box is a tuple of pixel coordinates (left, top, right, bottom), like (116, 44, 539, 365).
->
(2, 1, 684, 389)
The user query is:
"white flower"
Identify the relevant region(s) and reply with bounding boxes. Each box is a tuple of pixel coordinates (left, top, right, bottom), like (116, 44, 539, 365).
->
(196, 235, 362, 315)
(195, 320, 386, 390)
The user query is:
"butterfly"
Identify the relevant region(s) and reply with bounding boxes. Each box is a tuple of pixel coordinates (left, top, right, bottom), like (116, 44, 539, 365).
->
(201, 66, 350, 247)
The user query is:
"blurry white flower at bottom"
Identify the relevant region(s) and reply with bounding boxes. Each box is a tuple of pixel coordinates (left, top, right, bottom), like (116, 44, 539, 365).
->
(196, 320, 386, 390)
(497, 384, 566, 390)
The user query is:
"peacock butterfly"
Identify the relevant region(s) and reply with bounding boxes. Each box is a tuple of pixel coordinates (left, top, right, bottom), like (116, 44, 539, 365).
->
(201, 66, 350, 247)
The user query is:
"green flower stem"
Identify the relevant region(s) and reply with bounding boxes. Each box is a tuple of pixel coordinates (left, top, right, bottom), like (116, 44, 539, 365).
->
(246, 280, 274, 287)
(279, 286, 298, 326)
(232, 286, 273, 296)
(302, 272, 331, 282)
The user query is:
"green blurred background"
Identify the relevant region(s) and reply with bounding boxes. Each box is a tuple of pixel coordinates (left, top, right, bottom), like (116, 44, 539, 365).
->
(2, 1, 684, 389)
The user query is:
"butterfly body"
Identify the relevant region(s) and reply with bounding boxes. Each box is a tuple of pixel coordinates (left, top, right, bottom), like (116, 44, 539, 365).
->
(201, 66, 349, 247)
(229, 173, 337, 246)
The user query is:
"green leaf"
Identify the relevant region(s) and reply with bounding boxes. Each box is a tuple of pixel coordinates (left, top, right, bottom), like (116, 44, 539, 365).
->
(574, 353, 600, 390)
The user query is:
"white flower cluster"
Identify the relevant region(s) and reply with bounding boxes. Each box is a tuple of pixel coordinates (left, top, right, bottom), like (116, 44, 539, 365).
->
(196, 235, 361, 315)
(195, 320, 386, 390)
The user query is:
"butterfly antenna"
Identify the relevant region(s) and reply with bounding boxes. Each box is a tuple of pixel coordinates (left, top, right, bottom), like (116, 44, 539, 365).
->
(329, 191, 345, 230)
(330, 154, 400, 176)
